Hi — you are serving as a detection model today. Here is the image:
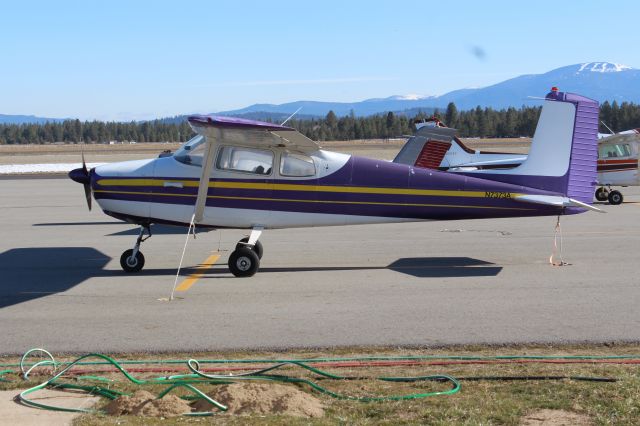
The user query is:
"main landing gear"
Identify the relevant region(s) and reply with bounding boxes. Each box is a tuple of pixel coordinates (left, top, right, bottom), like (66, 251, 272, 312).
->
(595, 186, 624, 205)
(118, 224, 265, 277)
(228, 228, 263, 278)
(120, 225, 151, 273)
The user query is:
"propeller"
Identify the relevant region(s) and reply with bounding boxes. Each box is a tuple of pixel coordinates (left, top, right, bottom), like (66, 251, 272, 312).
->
(68, 151, 92, 211)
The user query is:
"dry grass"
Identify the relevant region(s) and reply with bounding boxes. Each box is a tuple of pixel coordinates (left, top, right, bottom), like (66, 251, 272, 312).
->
(1, 343, 638, 425)
(0, 138, 531, 155)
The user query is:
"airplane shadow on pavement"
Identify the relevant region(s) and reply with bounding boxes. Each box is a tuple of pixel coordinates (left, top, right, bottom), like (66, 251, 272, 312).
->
(33, 222, 198, 236)
(253, 257, 502, 278)
(0, 247, 111, 309)
(0, 249, 501, 310)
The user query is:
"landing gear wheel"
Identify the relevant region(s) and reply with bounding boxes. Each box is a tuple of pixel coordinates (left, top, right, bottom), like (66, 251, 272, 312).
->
(236, 237, 263, 259)
(608, 190, 623, 205)
(120, 249, 145, 273)
(595, 187, 608, 201)
(228, 247, 260, 277)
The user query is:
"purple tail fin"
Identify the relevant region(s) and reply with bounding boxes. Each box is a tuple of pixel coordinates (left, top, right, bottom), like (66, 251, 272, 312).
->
(562, 93, 600, 203)
(459, 90, 599, 204)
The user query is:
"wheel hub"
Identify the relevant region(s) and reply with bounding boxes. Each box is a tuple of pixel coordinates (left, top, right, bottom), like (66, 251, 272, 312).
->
(236, 257, 251, 271)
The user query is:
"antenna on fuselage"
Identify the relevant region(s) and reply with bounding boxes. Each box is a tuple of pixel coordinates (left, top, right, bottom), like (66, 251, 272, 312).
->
(601, 121, 615, 135)
(280, 107, 302, 126)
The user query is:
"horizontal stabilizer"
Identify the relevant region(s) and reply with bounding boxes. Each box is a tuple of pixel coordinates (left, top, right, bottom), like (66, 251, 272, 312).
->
(454, 156, 527, 168)
(514, 194, 605, 213)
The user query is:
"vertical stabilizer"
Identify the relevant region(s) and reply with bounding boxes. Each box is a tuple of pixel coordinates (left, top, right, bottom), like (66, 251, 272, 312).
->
(459, 90, 599, 204)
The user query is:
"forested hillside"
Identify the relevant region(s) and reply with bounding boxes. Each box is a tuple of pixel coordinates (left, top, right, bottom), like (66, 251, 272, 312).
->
(1, 101, 639, 145)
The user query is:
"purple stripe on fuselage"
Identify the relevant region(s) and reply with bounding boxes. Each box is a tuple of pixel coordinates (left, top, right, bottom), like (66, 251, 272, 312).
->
(92, 151, 572, 222)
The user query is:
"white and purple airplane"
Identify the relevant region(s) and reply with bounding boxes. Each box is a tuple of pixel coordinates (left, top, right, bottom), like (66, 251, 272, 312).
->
(69, 89, 601, 277)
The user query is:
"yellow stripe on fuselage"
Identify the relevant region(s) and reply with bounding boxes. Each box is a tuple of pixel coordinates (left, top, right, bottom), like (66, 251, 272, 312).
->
(96, 178, 524, 199)
(92, 189, 532, 211)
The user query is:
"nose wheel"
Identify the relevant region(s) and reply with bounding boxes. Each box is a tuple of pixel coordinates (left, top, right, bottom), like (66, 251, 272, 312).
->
(120, 225, 151, 273)
(120, 249, 145, 273)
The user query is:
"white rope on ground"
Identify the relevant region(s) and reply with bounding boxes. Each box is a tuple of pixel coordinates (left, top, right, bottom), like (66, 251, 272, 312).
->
(169, 214, 197, 300)
(549, 215, 569, 266)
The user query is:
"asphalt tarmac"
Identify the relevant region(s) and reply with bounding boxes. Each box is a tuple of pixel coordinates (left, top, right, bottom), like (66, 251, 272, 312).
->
(1, 178, 639, 354)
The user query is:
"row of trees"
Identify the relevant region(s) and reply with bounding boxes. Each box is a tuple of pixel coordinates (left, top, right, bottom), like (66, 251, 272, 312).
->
(0, 120, 194, 145)
(1, 100, 639, 145)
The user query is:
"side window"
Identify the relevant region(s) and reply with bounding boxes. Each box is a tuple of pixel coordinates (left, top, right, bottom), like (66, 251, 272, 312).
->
(174, 135, 206, 166)
(618, 143, 632, 157)
(601, 143, 633, 158)
(216, 146, 273, 175)
(279, 152, 316, 177)
(600, 144, 620, 158)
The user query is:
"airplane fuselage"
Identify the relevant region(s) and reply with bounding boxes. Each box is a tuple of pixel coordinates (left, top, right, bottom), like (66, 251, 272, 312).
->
(91, 147, 566, 230)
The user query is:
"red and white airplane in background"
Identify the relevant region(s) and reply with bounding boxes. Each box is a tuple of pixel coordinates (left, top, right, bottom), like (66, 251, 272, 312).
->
(395, 115, 639, 205)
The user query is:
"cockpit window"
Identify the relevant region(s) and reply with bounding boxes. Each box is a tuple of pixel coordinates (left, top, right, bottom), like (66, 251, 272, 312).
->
(173, 135, 206, 166)
(279, 152, 316, 177)
(216, 146, 273, 175)
(599, 143, 632, 158)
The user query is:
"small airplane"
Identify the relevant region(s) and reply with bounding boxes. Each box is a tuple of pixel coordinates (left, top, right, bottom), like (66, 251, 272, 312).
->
(594, 129, 640, 204)
(396, 110, 639, 206)
(69, 89, 602, 277)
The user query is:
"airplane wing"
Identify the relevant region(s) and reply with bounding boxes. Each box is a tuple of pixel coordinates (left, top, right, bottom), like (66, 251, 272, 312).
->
(598, 131, 640, 145)
(187, 115, 320, 151)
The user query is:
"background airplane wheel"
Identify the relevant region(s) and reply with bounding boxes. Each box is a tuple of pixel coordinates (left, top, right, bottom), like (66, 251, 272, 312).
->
(236, 237, 263, 259)
(595, 187, 608, 201)
(228, 247, 260, 277)
(608, 190, 623, 205)
(120, 249, 145, 273)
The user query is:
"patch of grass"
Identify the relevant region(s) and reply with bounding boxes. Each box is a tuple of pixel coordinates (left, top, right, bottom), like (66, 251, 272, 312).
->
(1, 344, 639, 425)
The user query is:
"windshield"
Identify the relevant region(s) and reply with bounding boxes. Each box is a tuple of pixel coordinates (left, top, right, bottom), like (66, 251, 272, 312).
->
(174, 135, 206, 166)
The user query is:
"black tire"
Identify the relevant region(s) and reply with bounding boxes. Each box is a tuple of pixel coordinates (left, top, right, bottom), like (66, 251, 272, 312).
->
(120, 249, 145, 273)
(228, 247, 260, 277)
(595, 187, 608, 201)
(236, 237, 263, 259)
(608, 190, 623, 205)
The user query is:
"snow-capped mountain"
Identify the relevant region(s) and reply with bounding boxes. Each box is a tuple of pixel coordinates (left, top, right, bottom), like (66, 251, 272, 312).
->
(220, 62, 640, 117)
(2, 62, 638, 123)
(576, 62, 632, 73)
(442, 62, 640, 110)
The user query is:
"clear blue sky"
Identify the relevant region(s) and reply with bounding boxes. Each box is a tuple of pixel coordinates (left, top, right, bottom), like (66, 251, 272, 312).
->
(2, 0, 639, 120)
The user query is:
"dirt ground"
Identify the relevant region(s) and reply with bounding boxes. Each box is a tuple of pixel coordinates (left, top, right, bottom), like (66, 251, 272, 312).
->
(0, 389, 98, 426)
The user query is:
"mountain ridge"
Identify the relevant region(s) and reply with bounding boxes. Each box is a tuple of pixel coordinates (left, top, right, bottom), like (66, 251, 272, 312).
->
(2, 62, 638, 123)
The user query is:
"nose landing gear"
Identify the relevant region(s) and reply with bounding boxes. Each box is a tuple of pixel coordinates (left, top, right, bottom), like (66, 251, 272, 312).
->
(120, 225, 151, 273)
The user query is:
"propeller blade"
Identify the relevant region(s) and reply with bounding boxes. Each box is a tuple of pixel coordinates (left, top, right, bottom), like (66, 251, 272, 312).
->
(82, 151, 88, 174)
(84, 182, 92, 211)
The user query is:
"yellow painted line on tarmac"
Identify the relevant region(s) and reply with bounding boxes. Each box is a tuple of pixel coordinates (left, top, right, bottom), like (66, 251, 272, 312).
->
(175, 253, 221, 292)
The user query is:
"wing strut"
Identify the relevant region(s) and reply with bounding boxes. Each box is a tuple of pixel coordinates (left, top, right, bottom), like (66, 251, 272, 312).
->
(168, 135, 217, 301)
(194, 136, 217, 223)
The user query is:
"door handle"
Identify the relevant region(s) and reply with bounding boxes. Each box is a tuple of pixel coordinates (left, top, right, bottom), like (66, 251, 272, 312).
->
(163, 181, 183, 188)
